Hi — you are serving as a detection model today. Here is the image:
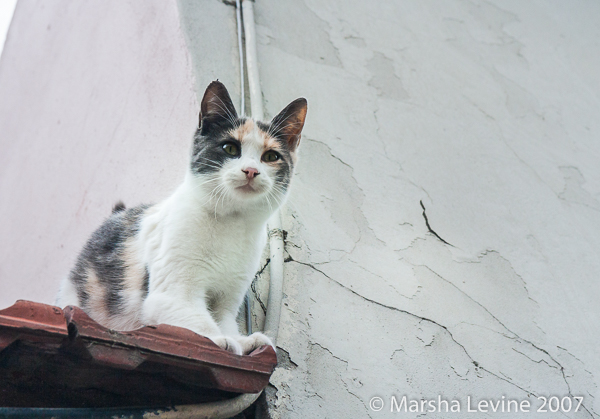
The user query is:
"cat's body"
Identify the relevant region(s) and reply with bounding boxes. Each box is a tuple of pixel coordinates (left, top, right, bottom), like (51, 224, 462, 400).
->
(56, 81, 307, 355)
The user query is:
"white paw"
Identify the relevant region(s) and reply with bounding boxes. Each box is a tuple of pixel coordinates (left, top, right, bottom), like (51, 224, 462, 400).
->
(236, 332, 274, 355)
(210, 335, 243, 355)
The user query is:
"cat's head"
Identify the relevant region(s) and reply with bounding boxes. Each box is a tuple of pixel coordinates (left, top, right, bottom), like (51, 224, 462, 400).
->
(190, 81, 307, 216)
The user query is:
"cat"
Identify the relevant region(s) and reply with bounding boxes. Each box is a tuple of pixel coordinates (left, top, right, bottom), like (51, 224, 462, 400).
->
(56, 81, 307, 355)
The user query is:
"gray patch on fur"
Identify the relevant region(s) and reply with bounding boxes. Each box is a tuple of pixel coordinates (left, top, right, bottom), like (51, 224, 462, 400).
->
(112, 201, 126, 213)
(68, 204, 151, 316)
(142, 265, 150, 298)
(191, 120, 243, 175)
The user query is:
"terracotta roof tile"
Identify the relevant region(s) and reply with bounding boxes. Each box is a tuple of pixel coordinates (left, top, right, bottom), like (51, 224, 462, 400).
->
(0, 301, 276, 408)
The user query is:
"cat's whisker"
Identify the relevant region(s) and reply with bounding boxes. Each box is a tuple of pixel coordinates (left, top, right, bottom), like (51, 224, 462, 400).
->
(265, 188, 285, 212)
(204, 185, 221, 207)
(264, 192, 274, 214)
(214, 186, 229, 219)
(271, 193, 286, 211)
(191, 175, 222, 194)
(272, 183, 309, 227)
(211, 181, 227, 203)
(209, 96, 239, 127)
(197, 159, 223, 167)
(270, 121, 303, 138)
(268, 185, 285, 199)
(200, 158, 224, 167)
(267, 115, 303, 138)
(267, 111, 295, 134)
(194, 166, 223, 176)
(195, 156, 225, 170)
(191, 155, 223, 171)
(211, 186, 222, 219)
(270, 183, 287, 197)
(266, 115, 291, 138)
(208, 183, 226, 204)
(207, 101, 236, 129)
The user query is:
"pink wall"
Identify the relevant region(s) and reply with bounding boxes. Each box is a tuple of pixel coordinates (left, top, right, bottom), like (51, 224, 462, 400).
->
(0, 1, 204, 307)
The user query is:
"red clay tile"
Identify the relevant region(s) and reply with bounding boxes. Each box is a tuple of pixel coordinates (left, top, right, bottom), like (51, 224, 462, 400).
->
(0, 300, 277, 408)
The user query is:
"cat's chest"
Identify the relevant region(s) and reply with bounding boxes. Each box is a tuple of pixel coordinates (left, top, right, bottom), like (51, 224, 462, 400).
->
(171, 215, 265, 276)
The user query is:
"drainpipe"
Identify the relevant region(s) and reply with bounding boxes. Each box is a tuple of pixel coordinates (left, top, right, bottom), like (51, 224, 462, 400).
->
(242, 0, 285, 346)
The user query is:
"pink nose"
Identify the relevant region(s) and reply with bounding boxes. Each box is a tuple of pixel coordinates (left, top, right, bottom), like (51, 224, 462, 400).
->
(242, 167, 260, 179)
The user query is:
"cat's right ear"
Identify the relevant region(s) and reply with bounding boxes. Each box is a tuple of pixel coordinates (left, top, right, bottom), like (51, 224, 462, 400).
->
(199, 81, 238, 132)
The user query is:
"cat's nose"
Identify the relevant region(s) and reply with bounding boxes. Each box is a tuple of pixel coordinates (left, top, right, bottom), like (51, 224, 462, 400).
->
(242, 167, 260, 179)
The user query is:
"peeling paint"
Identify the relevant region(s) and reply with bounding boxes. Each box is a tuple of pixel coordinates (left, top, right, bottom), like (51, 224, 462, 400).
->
(367, 51, 409, 101)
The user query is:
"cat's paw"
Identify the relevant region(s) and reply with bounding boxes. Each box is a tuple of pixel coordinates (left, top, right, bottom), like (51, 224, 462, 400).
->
(236, 332, 274, 355)
(210, 335, 243, 355)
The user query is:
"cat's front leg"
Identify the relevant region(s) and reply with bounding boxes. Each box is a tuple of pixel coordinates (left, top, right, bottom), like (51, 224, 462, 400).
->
(141, 290, 243, 355)
(213, 293, 275, 355)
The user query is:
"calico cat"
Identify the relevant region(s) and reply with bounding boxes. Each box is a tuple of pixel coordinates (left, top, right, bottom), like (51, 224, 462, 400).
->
(56, 81, 307, 355)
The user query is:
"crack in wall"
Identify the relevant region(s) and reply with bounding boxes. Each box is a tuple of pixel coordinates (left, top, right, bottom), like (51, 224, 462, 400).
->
(309, 341, 349, 365)
(276, 346, 298, 370)
(419, 200, 454, 246)
(512, 348, 559, 370)
(411, 261, 596, 416)
(308, 341, 374, 418)
(251, 258, 271, 315)
(290, 257, 596, 417)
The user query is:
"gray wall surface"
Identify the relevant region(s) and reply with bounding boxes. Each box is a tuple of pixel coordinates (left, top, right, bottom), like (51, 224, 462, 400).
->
(1, 1, 599, 418)
(255, 0, 600, 417)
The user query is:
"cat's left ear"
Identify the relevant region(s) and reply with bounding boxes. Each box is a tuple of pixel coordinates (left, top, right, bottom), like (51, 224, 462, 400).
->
(270, 98, 307, 152)
(199, 81, 238, 132)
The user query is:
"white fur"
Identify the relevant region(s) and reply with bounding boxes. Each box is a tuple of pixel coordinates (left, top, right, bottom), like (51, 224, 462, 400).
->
(56, 276, 79, 307)
(137, 124, 287, 354)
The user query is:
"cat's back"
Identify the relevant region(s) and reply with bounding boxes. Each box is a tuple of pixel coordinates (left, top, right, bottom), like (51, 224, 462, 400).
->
(56, 203, 152, 330)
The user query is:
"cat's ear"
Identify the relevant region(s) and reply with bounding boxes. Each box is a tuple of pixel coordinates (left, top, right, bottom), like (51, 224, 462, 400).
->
(199, 81, 238, 132)
(270, 98, 307, 152)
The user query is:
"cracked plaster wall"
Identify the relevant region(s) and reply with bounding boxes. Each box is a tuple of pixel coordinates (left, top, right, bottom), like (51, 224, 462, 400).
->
(254, 0, 600, 417)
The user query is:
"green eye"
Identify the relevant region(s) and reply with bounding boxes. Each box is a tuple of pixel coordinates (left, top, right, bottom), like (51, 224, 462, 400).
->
(262, 150, 280, 162)
(222, 143, 239, 156)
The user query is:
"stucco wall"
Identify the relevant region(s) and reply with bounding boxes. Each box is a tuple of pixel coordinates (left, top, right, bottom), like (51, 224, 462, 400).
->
(254, 0, 600, 417)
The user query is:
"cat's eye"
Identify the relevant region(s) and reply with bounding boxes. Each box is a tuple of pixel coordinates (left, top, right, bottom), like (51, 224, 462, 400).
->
(222, 142, 240, 156)
(262, 150, 280, 162)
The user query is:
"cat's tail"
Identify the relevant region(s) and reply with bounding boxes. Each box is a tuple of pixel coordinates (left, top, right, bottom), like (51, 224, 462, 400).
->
(112, 201, 126, 214)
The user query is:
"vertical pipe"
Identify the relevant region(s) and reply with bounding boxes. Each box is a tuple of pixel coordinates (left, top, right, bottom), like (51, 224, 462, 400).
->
(235, 0, 253, 336)
(241, 1, 263, 121)
(242, 0, 284, 345)
(235, 0, 245, 116)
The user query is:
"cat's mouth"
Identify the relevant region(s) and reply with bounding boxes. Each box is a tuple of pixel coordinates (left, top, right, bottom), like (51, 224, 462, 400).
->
(235, 183, 259, 194)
